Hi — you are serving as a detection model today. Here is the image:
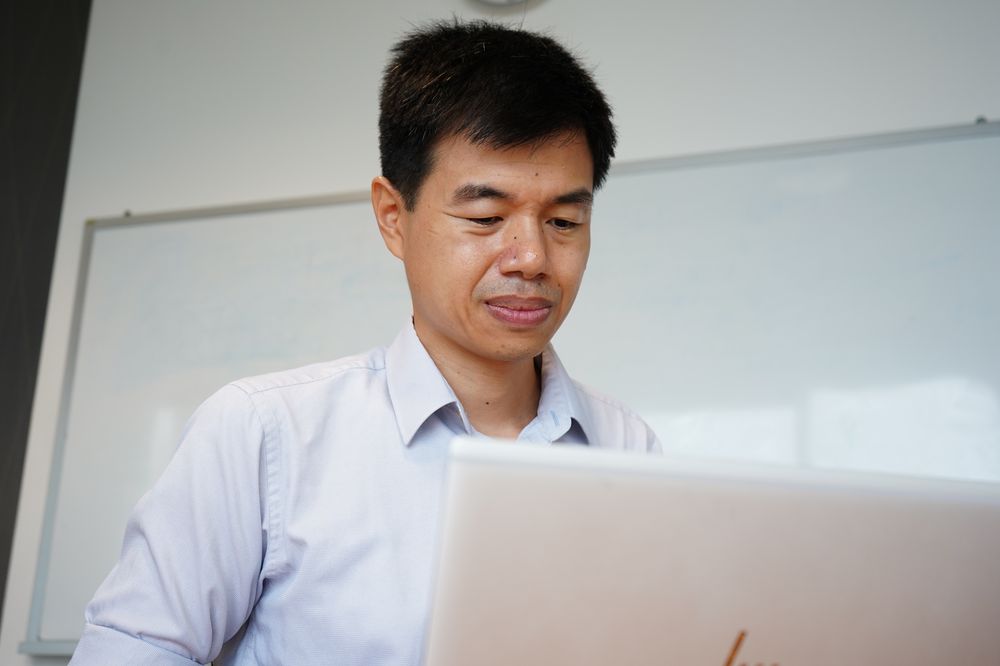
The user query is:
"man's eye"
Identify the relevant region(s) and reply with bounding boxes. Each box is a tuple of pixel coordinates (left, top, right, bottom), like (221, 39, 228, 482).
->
(468, 216, 502, 225)
(550, 219, 579, 230)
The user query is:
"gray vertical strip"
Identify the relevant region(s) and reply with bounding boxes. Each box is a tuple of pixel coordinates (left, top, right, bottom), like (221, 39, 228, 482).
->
(22, 220, 99, 653)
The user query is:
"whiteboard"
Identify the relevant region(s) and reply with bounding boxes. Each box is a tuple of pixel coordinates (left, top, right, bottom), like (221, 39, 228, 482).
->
(24, 123, 1000, 654)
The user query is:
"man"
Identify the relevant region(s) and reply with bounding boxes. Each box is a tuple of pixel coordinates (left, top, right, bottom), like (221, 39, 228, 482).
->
(70, 19, 660, 666)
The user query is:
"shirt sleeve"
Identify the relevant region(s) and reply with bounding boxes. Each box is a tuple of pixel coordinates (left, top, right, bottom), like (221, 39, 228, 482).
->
(69, 383, 273, 665)
(645, 422, 664, 454)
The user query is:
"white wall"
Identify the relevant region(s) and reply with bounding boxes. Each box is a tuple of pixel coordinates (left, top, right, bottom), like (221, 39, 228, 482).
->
(4, 0, 1000, 662)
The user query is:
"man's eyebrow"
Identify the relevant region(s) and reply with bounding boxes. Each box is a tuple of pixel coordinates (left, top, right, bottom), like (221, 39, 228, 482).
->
(552, 188, 593, 207)
(450, 183, 511, 204)
(450, 183, 594, 207)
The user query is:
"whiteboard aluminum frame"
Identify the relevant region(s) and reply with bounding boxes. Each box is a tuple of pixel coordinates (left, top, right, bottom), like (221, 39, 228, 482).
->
(21, 119, 1000, 656)
(21, 190, 369, 656)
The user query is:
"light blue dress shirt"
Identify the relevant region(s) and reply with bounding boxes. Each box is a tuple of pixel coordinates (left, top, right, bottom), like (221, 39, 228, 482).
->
(70, 324, 661, 665)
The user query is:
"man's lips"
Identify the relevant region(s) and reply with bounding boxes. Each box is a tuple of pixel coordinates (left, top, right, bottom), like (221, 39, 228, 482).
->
(484, 296, 554, 326)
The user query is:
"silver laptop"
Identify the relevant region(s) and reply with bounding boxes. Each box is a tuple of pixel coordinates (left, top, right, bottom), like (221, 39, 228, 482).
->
(423, 437, 1000, 665)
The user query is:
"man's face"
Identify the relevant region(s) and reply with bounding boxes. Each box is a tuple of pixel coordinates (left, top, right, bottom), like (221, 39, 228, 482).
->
(381, 131, 594, 366)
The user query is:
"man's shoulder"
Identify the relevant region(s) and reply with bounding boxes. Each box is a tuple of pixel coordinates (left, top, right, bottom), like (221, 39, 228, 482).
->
(228, 345, 388, 397)
(569, 379, 662, 453)
(570, 378, 646, 427)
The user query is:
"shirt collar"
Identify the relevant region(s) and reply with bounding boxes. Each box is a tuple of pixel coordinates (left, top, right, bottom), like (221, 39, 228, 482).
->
(385, 322, 460, 446)
(384, 322, 595, 446)
(536, 343, 594, 444)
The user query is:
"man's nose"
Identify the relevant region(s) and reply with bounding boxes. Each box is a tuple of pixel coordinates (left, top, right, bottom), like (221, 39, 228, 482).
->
(498, 219, 547, 280)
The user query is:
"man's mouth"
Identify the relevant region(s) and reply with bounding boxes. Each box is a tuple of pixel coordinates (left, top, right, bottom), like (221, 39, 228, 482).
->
(484, 297, 554, 326)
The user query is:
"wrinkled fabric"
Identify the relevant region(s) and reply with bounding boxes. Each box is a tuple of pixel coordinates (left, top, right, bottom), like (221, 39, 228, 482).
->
(71, 323, 660, 665)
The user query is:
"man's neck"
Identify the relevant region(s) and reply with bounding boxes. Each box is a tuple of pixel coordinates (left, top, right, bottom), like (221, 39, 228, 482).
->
(414, 325, 541, 439)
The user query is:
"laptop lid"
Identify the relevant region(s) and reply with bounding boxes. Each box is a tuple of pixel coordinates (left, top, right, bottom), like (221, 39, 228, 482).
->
(423, 437, 1000, 665)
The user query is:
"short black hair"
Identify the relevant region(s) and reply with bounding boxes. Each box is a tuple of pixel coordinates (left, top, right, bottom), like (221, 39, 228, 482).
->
(379, 20, 617, 210)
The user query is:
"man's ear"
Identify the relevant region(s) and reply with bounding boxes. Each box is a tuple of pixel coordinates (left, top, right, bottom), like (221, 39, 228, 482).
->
(371, 176, 407, 261)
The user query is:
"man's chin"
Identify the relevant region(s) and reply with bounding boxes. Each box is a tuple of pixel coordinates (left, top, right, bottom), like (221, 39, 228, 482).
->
(480, 333, 553, 364)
